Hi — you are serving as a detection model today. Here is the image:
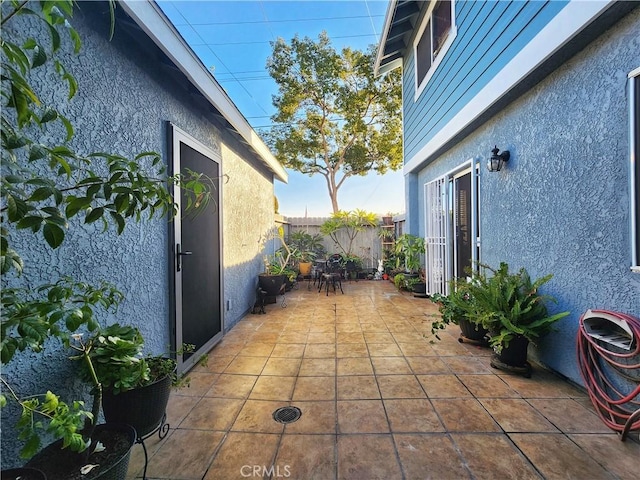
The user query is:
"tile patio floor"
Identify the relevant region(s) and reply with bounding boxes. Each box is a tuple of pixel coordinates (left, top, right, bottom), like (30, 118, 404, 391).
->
(126, 280, 639, 480)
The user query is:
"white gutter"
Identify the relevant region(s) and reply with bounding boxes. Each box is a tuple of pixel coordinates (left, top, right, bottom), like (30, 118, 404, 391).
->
(119, 0, 288, 183)
(404, 0, 613, 175)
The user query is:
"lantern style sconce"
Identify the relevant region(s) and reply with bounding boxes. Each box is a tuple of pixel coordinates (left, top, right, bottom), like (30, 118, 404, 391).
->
(487, 145, 510, 172)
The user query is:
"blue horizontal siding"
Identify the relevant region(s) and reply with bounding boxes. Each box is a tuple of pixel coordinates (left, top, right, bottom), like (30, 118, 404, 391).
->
(404, 0, 568, 163)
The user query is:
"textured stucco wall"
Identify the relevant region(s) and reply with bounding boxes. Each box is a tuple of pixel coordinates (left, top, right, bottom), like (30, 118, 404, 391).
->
(221, 142, 276, 328)
(415, 8, 640, 384)
(1, 5, 275, 466)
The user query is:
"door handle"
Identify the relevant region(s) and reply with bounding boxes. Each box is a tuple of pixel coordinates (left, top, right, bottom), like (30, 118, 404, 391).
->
(176, 243, 192, 272)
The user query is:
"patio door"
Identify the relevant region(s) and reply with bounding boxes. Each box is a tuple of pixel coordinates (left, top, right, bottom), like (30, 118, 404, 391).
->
(170, 124, 223, 374)
(424, 160, 479, 295)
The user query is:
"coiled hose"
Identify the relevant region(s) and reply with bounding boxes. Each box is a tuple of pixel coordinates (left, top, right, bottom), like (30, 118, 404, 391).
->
(577, 309, 640, 441)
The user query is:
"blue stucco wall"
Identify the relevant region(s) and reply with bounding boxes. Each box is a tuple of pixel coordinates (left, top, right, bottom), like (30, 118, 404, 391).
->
(1, 5, 275, 466)
(414, 7, 640, 384)
(403, 0, 567, 162)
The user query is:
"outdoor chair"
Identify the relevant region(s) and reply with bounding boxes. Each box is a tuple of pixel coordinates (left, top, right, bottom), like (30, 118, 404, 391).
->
(318, 255, 344, 296)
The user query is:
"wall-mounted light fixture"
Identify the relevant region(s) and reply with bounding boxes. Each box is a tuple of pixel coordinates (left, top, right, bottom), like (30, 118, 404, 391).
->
(488, 145, 510, 172)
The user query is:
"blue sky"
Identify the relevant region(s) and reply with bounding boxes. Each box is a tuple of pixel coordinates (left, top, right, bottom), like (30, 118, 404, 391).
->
(157, 0, 405, 217)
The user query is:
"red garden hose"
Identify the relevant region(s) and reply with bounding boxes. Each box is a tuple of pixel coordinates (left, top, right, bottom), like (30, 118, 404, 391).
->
(577, 309, 640, 440)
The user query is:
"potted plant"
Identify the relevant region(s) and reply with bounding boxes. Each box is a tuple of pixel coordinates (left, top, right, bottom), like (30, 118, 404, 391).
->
(452, 262, 570, 375)
(258, 226, 293, 299)
(394, 234, 425, 275)
(340, 253, 362, 280)
(288, 231, 323, 276)
(429, 289, 488, 344)
(22, 329, 138, 479)
(77, 324, 190, 440)
(393, 272, 407, 290)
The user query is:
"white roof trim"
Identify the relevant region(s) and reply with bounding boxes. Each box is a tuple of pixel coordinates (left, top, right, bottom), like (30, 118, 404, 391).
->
(119, 0, 288, 183)
(404, 0, 613, 175)
(374, 0, 400, 76)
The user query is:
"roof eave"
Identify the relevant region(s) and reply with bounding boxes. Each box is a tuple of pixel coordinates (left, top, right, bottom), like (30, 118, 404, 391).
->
(119, 0, 288, 183)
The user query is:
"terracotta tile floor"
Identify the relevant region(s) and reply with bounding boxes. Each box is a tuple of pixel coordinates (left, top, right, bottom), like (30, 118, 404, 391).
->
(127, 280, 639, 480)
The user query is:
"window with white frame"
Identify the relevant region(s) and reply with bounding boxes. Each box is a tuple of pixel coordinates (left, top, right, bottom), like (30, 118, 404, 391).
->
(414, 0, 456, 98)
(630, 68, 640, 272)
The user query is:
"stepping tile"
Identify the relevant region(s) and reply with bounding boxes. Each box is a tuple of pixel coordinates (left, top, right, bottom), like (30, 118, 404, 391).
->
(249, 376, 296, 401)
(385, 399, 444, 432)
(367, 343, 403, 356)
(377, 375, 426, 399)
(238, 342, 276, 357)
(307, 331, 336, 343)
(337, 375, 381, 400)
(284, 400, 336, 434)
(451, 433, 541, 480)
(304, 343, 337, 358)
(570, 433, 640, 480)
(276, 434, 336, 479)
(177, 371, 219, 397)
(458, 374, 520, 398)
(407, 356, 451, 374)
(232, 399, 286, 433)
(146, 429, 225, 479)
(203, 432, 280, 480)
(431, 398, 501, 432)
(527, 398, 612, 433)
(510, 433, 614, 479)
(180, 397, 244, 431)
(441, 356, 492, 374)
(364, 332, 396, 343)
(395, 434, 471, 479)
(165, 394, 199, 428)
(337, 434, 402, 479)
(224, 356, 268, 375)
(337, 400, 389, 433)
(271, 343, 305, 358)
(371, 356, 412, 375)
(397, 342, 436, 356)
(336, 342, 369, 357)
(293, 376, 336, 401)
(479, 398, 559, 432)
(418, 374, 471, 398)
(299, 358, 336, 376)
(337, 357, 374, 375)
(205, 374, 257, 398)
(262, 357, 301, 376)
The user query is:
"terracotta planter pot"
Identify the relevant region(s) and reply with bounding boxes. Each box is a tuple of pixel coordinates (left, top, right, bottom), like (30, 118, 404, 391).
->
(298, 262, 312, 276)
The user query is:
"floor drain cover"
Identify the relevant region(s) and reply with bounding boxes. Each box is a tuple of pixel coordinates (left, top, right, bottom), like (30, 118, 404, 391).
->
(273, 406, 302, 424)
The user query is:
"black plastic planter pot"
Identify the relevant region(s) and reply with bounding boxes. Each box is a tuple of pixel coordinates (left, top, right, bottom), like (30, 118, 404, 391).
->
(102, 372, 172, 439)
(258, 274, 286, 297)
(26, 423, 136, 480)
(458, 318, 489, 345)
(497, 335, 530, 366)
(1, 468, 46, 480)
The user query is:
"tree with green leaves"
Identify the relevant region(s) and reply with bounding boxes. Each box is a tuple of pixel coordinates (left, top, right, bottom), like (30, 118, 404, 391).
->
(266, 32, 402, 213)
(320, 209, 377, 256)
(1, 0, 211, 461)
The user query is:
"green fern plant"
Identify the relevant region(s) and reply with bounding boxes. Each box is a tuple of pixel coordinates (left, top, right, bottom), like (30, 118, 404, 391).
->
(451, 262, 569, 352)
